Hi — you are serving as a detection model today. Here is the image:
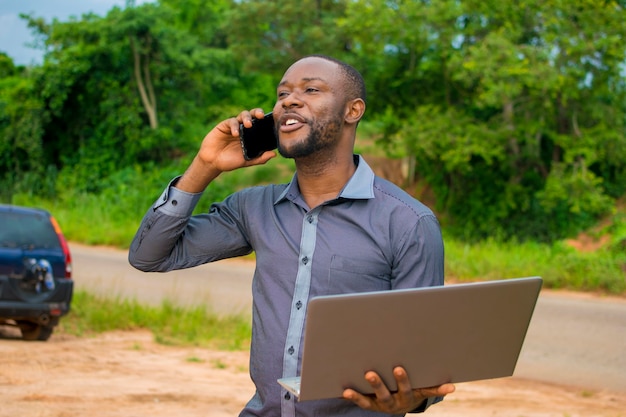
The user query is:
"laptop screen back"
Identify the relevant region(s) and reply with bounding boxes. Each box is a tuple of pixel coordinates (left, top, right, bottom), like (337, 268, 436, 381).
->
(293, 277, 542, 401)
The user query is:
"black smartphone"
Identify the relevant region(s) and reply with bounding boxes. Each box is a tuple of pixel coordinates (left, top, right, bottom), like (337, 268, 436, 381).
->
(239, 112, 278, 160)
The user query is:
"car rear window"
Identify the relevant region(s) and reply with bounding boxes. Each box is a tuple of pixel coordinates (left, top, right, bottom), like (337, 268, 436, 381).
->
(0, 211, 61, 249)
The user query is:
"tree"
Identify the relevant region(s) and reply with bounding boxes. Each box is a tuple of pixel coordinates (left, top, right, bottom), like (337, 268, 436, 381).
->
(341, 0, 626, 241)
(0, 63, 48, 199)
(12, 2, 239, 194)
(4, 0, 624, 244)
(225, 0, 353, 75)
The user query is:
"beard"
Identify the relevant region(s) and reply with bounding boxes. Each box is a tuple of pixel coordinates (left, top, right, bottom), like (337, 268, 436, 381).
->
(278, 114, 343, 159)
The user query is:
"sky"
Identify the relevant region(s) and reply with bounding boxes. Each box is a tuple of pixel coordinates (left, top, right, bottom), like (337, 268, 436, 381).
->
(0, 0, 153, 66)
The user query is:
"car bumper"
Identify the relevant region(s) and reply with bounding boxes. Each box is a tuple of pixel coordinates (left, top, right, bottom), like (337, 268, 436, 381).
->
(0, 275, 73, 323)
(0, 301, 70, 323)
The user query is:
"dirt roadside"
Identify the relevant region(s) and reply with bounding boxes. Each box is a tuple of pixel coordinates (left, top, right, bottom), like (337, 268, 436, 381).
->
(1, 327, 624, 417)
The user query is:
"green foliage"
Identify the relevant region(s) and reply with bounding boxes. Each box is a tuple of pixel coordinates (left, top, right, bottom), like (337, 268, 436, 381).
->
(10, 3, 242, 197)
(0, 70, 47, 200)
(0, 52, 19, 77)
(10, 156, 295, 248)
(225, 0, 351, 74)
(1, 0, 625, 246)
(341, 0, 626, 241)
(444, 236, 626, 294)
(60, 290, 251, 350)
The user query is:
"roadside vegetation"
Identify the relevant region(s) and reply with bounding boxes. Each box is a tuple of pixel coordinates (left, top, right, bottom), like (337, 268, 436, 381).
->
(13, 134, 626, 296)
(58, 290, 252, 350)
(2, 0, 625, 312)
(445, 231, 626, 294)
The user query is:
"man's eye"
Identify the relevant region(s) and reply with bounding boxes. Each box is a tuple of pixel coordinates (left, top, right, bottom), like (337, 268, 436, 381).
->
(306, 87, 319, 93)
(278, 91, 289, 98)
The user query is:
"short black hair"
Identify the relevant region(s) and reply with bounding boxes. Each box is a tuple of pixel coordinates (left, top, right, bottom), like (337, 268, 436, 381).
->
(305, 54, 367, 105)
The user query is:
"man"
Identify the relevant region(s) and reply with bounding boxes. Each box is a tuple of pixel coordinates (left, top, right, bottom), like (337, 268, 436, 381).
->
(129, 55, 454, 416)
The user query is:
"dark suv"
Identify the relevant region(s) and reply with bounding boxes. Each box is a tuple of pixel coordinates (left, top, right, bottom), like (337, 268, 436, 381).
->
(0, 205, 74, 341)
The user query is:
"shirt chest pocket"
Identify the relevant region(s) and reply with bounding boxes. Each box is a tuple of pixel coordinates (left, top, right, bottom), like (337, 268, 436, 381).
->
(327, 255, 392, 295)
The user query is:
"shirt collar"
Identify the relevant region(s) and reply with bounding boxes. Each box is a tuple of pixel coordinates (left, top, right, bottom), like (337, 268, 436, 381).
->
(275, 155, 375, 205)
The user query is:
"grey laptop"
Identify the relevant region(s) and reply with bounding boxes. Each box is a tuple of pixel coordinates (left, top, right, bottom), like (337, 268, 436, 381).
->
(278, 276, 542, 401)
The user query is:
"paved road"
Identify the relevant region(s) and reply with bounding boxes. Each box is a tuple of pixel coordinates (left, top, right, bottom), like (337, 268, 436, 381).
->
(70, 243, 255, 316)
(70, 243, 626, 394)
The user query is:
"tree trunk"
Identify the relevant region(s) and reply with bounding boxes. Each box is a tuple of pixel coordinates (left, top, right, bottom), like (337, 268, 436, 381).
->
(130, 36, 158, 129)
(504, 99, 519, 156)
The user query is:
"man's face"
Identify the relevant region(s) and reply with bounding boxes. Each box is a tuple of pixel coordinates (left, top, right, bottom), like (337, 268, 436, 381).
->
(273, 57, 347, 159)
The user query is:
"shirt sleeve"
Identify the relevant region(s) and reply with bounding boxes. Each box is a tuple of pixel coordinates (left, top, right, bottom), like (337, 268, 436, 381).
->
(391, 212, 445, 290)
(128, 177, 252, 272)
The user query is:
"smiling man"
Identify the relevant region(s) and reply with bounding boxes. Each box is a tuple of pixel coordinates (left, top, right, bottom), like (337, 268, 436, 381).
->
(128, 55, 454, 416)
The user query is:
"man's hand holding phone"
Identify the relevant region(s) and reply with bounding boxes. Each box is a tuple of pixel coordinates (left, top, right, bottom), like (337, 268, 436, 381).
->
(175, 109, 276, 193)
(240, 111, 278, 160)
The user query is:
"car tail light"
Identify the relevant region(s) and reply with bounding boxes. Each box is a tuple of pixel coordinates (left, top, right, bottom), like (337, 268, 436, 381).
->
(49, 215, 73, 279)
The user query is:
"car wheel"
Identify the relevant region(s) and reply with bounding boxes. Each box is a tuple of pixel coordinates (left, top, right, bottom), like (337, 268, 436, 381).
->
(17, 321, 54, 341)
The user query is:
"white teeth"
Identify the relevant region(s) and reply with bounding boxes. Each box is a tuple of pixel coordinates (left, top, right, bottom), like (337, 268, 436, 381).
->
(286, 119, 298, 125)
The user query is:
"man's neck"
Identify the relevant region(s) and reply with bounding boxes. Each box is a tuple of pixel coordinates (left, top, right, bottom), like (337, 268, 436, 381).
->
(295, 153, 357, 210)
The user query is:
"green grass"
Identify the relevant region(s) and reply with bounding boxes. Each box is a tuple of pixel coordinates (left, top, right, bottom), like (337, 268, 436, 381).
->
(59, 290, 251, 350)
(444, 236, 626, 294)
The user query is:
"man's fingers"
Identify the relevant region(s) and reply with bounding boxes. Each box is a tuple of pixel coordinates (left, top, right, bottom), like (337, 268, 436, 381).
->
(250, 108, 266, 119)
(418, 382, 456, 398)
(393, 367, 413, 396)
(365, 371, 393, 399)
(342, 388, 374, 410)
(238, 108, 266, 129)
(343, 370, 456, 414)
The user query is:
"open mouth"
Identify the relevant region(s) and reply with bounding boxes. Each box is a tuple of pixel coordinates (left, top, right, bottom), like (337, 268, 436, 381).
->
(280, 114, 306, 133)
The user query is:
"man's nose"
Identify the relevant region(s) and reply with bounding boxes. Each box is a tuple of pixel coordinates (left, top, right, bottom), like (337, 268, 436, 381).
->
(282, 92, 303, 108)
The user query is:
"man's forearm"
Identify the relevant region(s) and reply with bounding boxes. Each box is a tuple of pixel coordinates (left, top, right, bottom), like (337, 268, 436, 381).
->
(176, 155, 222, 193)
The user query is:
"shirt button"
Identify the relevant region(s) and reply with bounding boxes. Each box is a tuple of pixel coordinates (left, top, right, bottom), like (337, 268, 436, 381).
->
(307, 215, 313, 223)
(288, 346, 295, 355)
(284, 392, 291, 400)
(296, 300, 302, 310)
(171, 199, 178, 206)
(302, 256, 309, 265)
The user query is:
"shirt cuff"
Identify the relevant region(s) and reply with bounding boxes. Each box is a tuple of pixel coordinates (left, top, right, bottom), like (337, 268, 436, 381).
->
(153, 176, 203, 217)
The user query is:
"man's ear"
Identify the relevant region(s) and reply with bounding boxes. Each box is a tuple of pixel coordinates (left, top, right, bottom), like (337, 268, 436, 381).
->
(344, 98, 366, 124)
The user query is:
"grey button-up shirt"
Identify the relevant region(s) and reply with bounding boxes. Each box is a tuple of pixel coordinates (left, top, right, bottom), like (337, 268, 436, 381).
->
(129, 156, 444, 417)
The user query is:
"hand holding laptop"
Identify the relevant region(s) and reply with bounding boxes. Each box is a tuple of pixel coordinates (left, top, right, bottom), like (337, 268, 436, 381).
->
(342, 366, 455, 414)
(277, 277, 542, 404)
